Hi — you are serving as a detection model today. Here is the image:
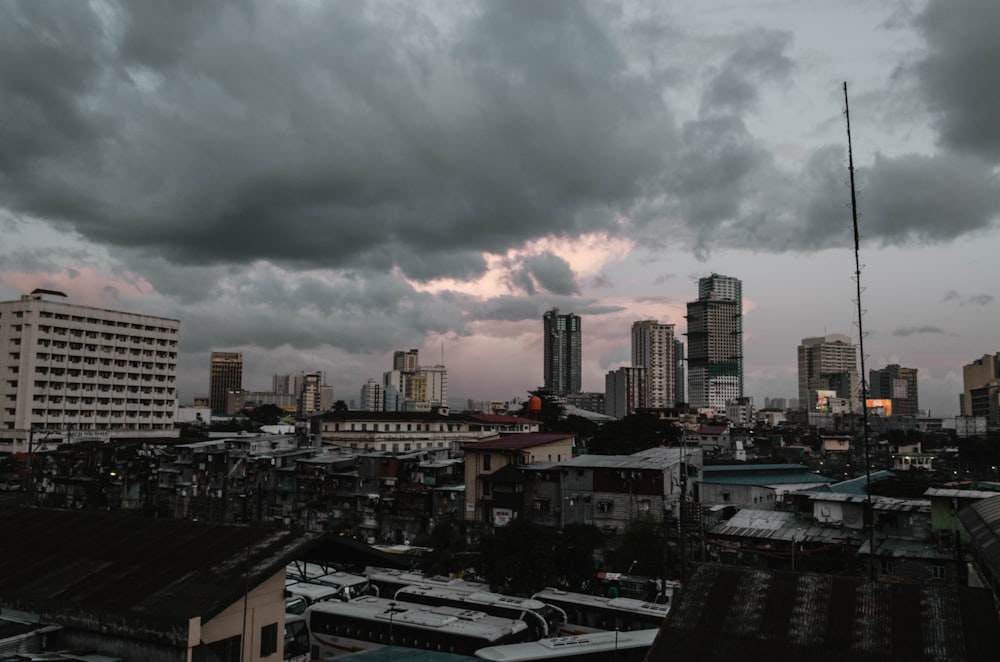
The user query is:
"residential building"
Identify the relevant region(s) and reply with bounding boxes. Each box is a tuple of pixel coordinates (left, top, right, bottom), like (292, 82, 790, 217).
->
(299, 372, 333, 416)
(797, 334, 858, 411)
(360, 378, 383, 412)
(869, 364, 919, 417)
(210, 351, 243, 415)
(0, 289, 180, 453)
(605, 366, 646, 418)
(543, 308, 582, 395)
(310, 410, 492, 453)
(565, 391, 606, 415)
(419, 364, 448, 408)
(393, 349, 420, 373)
(631, 319, 677, 408)
(225, 389, 299, 414)
(962, 353, 1000, 425)
(462, 432, 577, 524)
(686, 274, 742, 411)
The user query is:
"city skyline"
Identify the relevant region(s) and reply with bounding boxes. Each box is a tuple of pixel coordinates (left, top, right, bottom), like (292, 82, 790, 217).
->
(2, 1, 999, 417)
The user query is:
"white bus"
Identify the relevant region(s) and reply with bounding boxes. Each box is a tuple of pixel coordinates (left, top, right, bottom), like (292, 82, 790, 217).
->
(365, 567, 490, 598)
(530, 589, 670, 635)
(393, 585, 567, 639)
(307, 596, 533, 658)
(286, 563, 373, 601)
(474, 628, 659, 662)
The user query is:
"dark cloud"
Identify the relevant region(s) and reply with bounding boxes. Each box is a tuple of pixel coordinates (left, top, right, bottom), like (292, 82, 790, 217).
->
(942, 290, 994, 306)
(891, 325, 944, 337)
(916, 0, 1000, 160)
(701, 29, 793, 114)
(521, 252, 579, 296)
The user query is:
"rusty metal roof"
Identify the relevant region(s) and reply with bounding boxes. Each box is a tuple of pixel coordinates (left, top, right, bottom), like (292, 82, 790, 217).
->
(958, 494, 1000, 587)
(646, 564, 1000, 661)
(0, 506, 323, 645)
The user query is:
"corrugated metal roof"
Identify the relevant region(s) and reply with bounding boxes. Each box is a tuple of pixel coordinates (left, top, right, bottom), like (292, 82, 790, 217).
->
(461, 432, 575, 451)
(646, 564, 1000, 661)
(0, 506, 324, 645)
(957, 494, 1000, 587)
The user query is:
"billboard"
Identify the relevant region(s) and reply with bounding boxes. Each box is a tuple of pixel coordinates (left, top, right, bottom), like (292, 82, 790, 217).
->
(866, 399, 892, 416)
(815, 390, 837, 412)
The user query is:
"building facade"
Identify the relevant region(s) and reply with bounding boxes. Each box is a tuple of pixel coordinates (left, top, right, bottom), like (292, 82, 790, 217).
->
(543, 308, 582, 396)
(797, 334, 858, 411)
(631, 320, 677, 409)
(0, 289, 180, 452)
(210, 351, 243, 415)
(686, 274, 743, 411)
(869, 364, 919, 417)
(962, 353, 1000, 423)
(605, 366, 646, 418)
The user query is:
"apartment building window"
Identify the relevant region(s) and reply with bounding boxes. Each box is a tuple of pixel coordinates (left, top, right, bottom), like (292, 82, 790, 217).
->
(260, 622, 278, 657)
(483, 454, 491, 471)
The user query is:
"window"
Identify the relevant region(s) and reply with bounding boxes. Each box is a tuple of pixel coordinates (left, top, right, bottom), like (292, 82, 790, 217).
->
(207, 634, 241, 662)
(483, 454, 491, 471)
(260, 622, 278, 657)
(932, 565, 945, 580)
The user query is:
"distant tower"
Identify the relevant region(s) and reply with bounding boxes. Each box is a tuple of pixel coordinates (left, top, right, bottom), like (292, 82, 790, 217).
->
(686, 274, 742, 411)
(393, 349, 420, 373)
(543, 308, 582, 395)
(797, 334, 859, 411)
(605, 366, 646, 418)
(631, 320, 676, 408)
(869, 364, 919, 416)
(674, 338, 686, 405)
(209, 352, 243, 415)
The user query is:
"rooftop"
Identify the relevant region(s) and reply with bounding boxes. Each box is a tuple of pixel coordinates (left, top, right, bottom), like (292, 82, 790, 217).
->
(462, 432, 576, 452)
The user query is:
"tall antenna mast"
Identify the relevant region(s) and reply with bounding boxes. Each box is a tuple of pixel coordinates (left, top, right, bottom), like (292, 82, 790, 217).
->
(844, 82, 875, 581)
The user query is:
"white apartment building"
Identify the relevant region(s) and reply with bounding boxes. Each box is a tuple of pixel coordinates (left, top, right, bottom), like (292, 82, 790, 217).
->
(0, 289, 180, 452)
(631, 320, 676, 409)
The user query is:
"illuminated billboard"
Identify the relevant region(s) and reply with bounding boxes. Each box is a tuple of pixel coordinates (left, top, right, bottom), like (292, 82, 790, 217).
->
(815, 389, 837, 412)
(866, 398, 892, 416)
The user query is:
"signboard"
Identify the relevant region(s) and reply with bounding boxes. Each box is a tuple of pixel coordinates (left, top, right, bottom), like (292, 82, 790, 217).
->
(815, 390, 837, 413)
(866, 398, 892, 416)
(493, 508, 514, 527)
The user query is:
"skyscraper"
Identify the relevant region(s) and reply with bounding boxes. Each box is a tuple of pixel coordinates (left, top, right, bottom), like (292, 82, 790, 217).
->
(961, 353, 1000, 423)
(685, 274, 742, 411)
(543, 308, 582, 395)
(605, 366, 646, 418)
(393, 349, 420, 373)
(797, 334, 858, 411)
(869, 364, 919, 416)
(674, 338, 686, 405)
(631, 320, 676, 409)
(209, 351, 243, 415)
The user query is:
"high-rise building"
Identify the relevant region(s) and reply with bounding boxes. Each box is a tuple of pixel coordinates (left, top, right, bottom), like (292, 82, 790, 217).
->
(631, 320, 676, 409)
(674, 338, 686, 406)
(961, 353, 1000, 424)
(605, 366, 646, 418)
(299, 372, 334, 416)
(797, 334, 858, 411)
(685, 274, 742, 411)
(209, 351, 243, 415)
(393, 349, 420, 373)
(419, 364, 448, 408)
(360, 378, 384, 412)
(0, 289, 180, 452)
(869, 364, 918, 417)
(543, 308, 582, 395)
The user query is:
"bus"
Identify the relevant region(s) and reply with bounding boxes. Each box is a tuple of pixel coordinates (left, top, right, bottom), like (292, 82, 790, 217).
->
(530, 589, 670, 635)
(307, 596, 533, 658)
(473, 628, 659, 662)
(286, 563, 373, 601)
(365, 567, 490, 599)
(392, 585, 567, 639)
(284, 614, 311, 662)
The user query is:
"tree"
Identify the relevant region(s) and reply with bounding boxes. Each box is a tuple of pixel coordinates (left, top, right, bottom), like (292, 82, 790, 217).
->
(419, 514, 466, 577)
(557, 523, 604, 591)
(332, 400, 349, 412)
(589, 412, 681, 455)
(479, 518, 560, 596)
(247, 403, 284, 425)
(612, 513, 666, 579)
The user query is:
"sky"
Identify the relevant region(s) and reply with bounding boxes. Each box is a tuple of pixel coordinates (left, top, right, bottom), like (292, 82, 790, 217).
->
(2, 0, 999, 417)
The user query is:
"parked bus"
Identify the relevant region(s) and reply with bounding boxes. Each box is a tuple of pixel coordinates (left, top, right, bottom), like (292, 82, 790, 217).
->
(473, 628, 658, 662)
(284, 614, 311, 662)
(365, 567, 490, 599)
(307, 596, 532, 658)
(393, 585, 567, 639)
(286, 562, 373, 601)
(530, 589, 670, 635)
